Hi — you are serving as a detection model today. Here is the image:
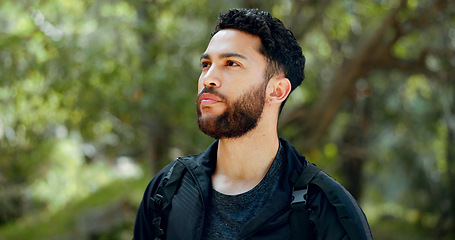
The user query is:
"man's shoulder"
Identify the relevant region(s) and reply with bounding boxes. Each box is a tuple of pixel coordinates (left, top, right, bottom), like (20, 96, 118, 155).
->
(143, 146, 215, 197)
(310, 170, 359, 207)
(142, 160, 179, 197)
(151, 140, 218, 182)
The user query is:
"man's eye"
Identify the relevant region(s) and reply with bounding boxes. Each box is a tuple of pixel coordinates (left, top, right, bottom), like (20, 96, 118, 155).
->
(226, 61, 239, 67)
(201, 62, 211, 69)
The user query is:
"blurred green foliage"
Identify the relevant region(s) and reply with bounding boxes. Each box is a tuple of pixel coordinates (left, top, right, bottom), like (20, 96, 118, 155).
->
(0, 0, 454, 239)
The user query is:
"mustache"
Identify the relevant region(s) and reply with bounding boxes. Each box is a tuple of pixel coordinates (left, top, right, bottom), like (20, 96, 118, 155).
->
(197, 87, 227, 102)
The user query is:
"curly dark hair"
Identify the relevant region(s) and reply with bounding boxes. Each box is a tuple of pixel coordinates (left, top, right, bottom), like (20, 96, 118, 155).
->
(213, 9, 306, 102)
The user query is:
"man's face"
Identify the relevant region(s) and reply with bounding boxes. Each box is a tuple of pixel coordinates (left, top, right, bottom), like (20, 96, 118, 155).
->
(196, 29, 269, 139)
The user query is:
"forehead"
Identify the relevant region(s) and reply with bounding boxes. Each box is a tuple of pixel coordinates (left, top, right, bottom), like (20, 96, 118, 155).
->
(203, 29, 264, 60)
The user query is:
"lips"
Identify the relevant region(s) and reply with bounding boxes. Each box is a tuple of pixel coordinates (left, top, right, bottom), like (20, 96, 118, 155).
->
(198, 93, 222, 107)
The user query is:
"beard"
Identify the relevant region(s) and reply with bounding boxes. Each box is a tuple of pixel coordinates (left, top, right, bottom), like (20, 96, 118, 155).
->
(196, 81, 267, 139)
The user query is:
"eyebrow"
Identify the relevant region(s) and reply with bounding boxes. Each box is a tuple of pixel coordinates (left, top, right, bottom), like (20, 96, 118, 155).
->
(200, 52, 248, 61)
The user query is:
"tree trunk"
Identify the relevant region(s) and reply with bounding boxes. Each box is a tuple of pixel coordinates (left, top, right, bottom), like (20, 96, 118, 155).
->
(148, 116, 171, 174)
(130, 0, 172, 174)
(339, 82, 371, 200)
(441, 82, 455, 237)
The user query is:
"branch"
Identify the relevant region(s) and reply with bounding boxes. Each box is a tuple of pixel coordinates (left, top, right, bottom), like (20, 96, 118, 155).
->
(381, 48, 455, 78)
(281, 0, 452, 150)
(288, 0, 333, 40)
(280, 0, 408, 148)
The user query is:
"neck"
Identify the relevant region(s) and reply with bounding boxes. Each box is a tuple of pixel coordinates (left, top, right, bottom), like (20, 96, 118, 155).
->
(212, 114, 280, 195)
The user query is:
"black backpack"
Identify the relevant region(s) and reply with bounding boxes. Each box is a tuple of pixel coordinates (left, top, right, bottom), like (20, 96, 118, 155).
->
(150, 161, 373, 240)
(289, 164, 373, 239)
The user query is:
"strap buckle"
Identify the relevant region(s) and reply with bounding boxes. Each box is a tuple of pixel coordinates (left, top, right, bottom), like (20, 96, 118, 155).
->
(151, 194, 163, 210)
(292, 187, 308, 205)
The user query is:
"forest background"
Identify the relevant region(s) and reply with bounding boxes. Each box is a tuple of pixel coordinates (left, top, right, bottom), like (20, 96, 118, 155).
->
(0, 0, 454, 239)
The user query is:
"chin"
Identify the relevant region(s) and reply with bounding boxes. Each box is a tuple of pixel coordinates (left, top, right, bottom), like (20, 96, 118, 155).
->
(200, 108, 226, 118)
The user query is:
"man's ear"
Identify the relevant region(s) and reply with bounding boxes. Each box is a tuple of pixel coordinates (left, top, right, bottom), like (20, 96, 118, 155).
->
(268, 77, 291, 104)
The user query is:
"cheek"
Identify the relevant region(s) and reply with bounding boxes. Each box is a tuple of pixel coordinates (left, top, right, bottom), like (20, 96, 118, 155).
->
(197, 77, 204, 93)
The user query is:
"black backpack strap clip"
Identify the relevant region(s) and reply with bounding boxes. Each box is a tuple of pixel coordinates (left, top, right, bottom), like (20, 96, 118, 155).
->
(291, 163, 321, 205)
(150, 160, 187, 240)
(290, 163, 322, 240)
(151, 192, 165, 239)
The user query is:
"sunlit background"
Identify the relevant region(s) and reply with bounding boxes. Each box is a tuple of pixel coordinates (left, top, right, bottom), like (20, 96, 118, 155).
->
(1, 0, 454, 239)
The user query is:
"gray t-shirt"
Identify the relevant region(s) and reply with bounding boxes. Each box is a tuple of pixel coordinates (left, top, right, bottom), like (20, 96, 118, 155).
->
(202, 145, 284, 240)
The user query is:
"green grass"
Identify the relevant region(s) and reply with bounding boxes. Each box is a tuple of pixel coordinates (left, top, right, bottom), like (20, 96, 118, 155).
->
(0, 176, 150, 240)
(371, 218, 433, 240)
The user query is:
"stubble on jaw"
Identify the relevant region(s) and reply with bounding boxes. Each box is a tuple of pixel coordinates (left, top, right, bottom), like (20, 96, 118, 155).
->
(196, 81, 268, 139)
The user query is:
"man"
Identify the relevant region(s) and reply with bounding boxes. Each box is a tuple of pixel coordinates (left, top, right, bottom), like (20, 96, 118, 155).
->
(133, 8, 373, 240)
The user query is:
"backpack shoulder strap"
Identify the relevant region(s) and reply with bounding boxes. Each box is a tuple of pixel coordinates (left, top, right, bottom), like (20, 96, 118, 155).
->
(150, 160, 187, 240)
(290, 163, 373, 240)
(292, 164, 322, 204)
(310, 172, 373, 240)
(290, 163, 321, 240)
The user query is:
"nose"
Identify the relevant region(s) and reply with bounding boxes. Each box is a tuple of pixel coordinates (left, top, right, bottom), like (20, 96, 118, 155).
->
(200, 65, 221, 89)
